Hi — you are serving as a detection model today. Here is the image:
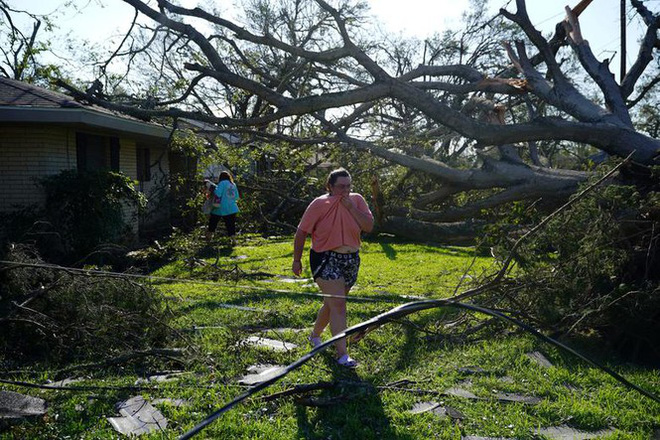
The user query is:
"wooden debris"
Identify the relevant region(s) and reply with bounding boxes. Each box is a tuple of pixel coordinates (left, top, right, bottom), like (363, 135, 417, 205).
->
(538, 425, 615, 439)
(526, 351, 553, 368)
(260, 381, 334, 402)
(408, 401, 440, 414)
(244, 336, 298, 351)
(46, 377, 84, 388)
(135, 371, 187, 385)
(408, 402, 466, 420)
(239, 364, 285, 386)
(107, 396, 167, 436)
(444, 387, 480, 400)
(0, 390, 47, 419)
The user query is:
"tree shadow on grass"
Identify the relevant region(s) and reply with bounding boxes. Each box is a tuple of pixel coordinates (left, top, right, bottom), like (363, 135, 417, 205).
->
(380, 242, 398, 260)
(295, 362, 413, 440)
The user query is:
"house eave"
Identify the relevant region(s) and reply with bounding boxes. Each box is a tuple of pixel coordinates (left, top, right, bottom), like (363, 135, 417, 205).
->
(0, 107, 171, 139)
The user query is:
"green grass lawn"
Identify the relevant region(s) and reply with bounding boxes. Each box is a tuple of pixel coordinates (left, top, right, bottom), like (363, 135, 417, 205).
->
(2, 234, 659, 439)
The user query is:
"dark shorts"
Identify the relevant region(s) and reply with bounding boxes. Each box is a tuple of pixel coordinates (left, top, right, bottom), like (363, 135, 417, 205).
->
(309, 249, 360, 288)
(208, 213, 237, 236)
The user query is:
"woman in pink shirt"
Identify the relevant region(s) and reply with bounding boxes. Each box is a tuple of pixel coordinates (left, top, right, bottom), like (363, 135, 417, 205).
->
(292, 168, 374, 367)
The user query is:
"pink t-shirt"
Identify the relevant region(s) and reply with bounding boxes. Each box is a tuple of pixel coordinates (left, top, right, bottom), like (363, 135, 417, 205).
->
(297, 193, 373, 252)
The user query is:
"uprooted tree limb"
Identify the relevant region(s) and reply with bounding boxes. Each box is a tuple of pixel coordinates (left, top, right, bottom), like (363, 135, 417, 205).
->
(0, 248, 180, 366)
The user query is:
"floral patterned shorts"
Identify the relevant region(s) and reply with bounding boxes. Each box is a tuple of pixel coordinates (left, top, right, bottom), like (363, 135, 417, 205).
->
(309, 249, 360, 288)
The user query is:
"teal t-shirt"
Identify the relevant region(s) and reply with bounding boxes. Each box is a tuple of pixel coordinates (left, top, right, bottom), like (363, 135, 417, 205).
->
(211, 180, 240, 216)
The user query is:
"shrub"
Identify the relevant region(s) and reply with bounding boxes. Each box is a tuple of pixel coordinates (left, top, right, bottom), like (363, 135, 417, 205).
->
(40, 170, 147, 260)
(485, 170, 660, 364)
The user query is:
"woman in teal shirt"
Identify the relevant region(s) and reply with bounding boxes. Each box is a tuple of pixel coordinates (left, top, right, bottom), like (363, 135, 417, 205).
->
(206, 171, 240, 242)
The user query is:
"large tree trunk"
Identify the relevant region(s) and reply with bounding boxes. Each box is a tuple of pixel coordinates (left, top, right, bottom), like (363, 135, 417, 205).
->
(378, 217, 484, 246)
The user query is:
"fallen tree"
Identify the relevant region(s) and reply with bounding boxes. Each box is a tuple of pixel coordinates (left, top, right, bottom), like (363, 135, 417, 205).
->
(47, 0, 660, 241)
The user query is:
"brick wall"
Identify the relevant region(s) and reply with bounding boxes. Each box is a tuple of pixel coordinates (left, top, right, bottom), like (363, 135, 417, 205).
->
(0, 125, 76, 211)
(0, 124, 170, 236)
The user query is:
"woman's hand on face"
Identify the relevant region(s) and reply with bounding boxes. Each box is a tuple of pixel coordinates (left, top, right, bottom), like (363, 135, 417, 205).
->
(292, 260, 303, 276)
(340, 195, 355, 210)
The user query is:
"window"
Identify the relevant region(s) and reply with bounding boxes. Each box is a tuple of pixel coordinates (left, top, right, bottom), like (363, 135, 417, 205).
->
(76, 133, 120, 172)
(136, 147, 151, 182)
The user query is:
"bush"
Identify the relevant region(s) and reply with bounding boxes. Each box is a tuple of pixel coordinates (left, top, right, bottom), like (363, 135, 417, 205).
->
(485, 170, 660, 364)
(40, 170, 147, 260)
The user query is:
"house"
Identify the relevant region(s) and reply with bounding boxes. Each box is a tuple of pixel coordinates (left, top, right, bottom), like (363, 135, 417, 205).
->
(0, 76, 175, 236)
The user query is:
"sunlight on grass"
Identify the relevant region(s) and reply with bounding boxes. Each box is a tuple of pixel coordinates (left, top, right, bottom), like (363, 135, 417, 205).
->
(3, 234, 658, 440)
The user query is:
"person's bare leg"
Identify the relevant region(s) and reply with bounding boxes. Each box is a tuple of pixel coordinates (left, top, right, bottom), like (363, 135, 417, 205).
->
(315, 278, 348, 357)
(312, 301, 330, 337)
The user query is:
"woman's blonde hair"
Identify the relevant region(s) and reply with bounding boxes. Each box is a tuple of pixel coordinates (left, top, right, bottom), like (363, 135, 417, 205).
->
(218, 170, 234, 184)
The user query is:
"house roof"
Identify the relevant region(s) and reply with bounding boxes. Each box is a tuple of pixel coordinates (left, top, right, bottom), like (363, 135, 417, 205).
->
(179, 118, 241, 144)
(0, 76, 170, 139)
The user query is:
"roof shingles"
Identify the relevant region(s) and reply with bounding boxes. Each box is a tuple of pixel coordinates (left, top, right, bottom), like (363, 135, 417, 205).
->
(0, 76, 84, 109)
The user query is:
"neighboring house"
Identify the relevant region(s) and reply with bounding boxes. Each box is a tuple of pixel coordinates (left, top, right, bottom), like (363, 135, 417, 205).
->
(0, 76, 174, 236)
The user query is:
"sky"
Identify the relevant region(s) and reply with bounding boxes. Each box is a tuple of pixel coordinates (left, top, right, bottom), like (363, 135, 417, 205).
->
(11, 0, 656, 79)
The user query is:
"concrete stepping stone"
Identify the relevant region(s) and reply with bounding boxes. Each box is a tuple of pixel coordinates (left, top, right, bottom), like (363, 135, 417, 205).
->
(526, 351, 553, 368)
(244, 336, 298, 351)
(238, 364, 285, 386)
(445, 386, 540, 405)
(46, 377, 84, 388)
(444, 387, 479, 400)
(231, 255, 248, 260)
(0, 390, 47, 419)
(107, 396, 167, 436)
(492, 391, 542, 405)
(135, 371, 187, 385)
(538, 425, 615, 439)
(408, 402, 466, 420)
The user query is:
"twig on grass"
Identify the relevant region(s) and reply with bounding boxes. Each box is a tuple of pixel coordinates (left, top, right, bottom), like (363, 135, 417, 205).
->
(259, 381, 335, 402)
(178, 295, 660, 440)
(53, 348, 186, 379)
